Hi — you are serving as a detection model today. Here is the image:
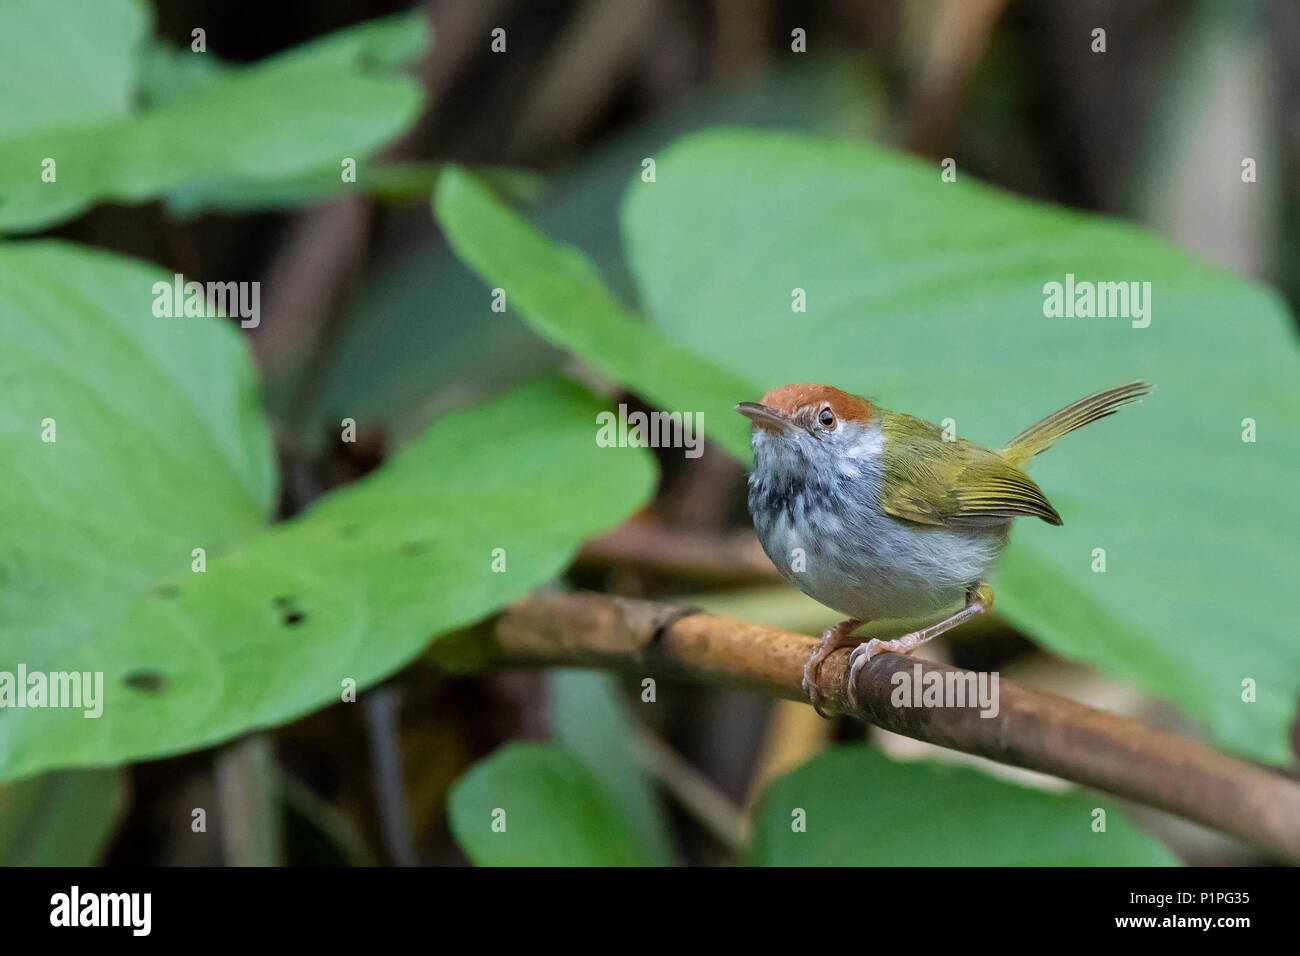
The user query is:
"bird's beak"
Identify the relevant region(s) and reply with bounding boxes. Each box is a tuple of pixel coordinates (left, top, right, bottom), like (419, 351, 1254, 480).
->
(734, 402, 792, 433)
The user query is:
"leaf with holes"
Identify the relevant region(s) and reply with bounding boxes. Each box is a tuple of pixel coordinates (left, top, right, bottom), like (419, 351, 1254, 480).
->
(0, 242, 655, 780)
(750, 746, 1178, 866)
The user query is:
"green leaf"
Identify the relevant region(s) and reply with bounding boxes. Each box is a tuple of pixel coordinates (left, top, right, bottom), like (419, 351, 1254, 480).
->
(448, 742, 651, 866)
(435, 167, 758, 461)
(0, 0, 148, 138)
(0, 242, 277, 512)
(0, 242, 655, 780)
(0, 769, 127, 865)
(0, 12, 428, 232)
(548, 669, 676, 864)
(0, 239, 275, 781)
(617, 129, 1299, 763)
(135, 38, 232, 109)
(750, 746, 1178, 866)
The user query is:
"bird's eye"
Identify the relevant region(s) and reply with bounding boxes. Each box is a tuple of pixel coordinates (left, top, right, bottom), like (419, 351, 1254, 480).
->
(818, 407, 836, 429)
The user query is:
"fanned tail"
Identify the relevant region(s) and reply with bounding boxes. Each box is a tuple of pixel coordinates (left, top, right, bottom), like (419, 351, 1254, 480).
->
(999, 381, 1151, 467)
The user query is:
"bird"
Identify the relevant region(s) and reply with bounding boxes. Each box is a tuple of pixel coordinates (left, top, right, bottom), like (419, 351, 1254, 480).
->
(735, 380, 1150, 714)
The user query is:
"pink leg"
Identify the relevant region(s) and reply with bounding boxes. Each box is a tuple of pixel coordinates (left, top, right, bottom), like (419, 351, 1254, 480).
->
(846, 585, 994, 710)
(802, 618, 862, 717)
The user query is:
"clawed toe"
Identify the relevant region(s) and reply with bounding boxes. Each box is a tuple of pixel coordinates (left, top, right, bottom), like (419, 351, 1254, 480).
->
(848, 638, 883, 666)
(801, 618, 862, 719)
(801, 662, 830, 718)
(846, 639, 887, 710)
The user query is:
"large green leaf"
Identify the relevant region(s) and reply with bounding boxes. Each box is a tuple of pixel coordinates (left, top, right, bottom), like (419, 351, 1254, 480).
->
(0, 12, 428, 232)
(0, 769, 127, 865)
(0, 240, 275, 780)
(619, 129, 1300, 762)
(0, 242, 655, 780)
(448, 742, 651, 866)
(751, 746, 1178, 865)
(0, 0, 148, 138)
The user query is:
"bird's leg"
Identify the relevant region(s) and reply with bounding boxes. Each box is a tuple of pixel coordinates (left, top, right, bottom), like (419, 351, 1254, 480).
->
(845, 584, 994, 710)
(802, 618, 862, 718)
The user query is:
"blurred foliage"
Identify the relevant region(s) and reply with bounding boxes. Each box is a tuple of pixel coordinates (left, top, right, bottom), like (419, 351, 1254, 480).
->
(435, 166, 756, 461)
(750, 747, 1178, 866)
(0, 2, 427, 232)
(0, 769, 125, 865)
(449, 738, 1176, 866)
(449, 742, 652, 866)
(548, 669, 678, 865)
(297, 56, 884, 442)
(0, 0, 146, 138)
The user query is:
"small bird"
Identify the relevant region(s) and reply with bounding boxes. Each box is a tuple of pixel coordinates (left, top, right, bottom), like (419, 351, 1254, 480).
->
(736, 381, 1150, 714)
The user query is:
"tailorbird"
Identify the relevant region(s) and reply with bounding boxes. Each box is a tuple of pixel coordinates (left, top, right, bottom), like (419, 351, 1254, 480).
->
(736, 381, 1150, 714)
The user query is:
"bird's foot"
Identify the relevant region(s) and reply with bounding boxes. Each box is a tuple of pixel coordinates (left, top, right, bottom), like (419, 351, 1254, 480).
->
(802, 618, 861, 717)
(844, 584, 994, 711)
(845, 635, 923, 710)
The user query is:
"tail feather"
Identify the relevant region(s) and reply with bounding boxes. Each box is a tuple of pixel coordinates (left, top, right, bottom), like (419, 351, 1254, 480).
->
(1000, 381, 1151, 466)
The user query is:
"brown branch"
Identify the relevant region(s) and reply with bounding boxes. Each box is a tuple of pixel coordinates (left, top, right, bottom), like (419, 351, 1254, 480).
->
(448, 592, 1300, 862)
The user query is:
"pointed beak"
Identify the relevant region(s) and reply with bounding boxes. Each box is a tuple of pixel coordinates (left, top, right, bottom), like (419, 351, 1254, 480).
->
(734, 402, 792, 434)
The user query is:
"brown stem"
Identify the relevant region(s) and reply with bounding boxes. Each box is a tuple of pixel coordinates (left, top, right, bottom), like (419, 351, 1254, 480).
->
(447, 592, 1300, 862)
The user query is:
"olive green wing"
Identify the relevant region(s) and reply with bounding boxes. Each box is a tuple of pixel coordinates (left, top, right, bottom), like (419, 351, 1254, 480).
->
(878, 411, 1062, 528)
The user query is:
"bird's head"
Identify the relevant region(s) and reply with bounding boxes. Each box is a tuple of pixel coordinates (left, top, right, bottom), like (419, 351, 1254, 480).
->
(734, 383, 881, 480)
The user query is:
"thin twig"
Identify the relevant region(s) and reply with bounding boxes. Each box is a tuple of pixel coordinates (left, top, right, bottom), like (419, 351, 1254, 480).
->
(631, 726, 750, 852)
(213, 734, 284, 867)
(437, 592, 1300, 862)
(363, 687, 419, 867)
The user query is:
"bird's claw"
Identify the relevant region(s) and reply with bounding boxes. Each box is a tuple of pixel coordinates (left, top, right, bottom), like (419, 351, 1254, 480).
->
(802, 661, 830, 718)
(845, 639, 885, 710)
